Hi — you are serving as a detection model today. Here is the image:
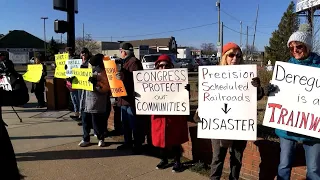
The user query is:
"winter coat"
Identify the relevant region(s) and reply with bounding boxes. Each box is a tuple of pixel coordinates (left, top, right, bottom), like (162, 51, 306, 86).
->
(151, 115, 189, 148)
(31, 63, 47, 92)
(83, 65, 110, 113)
(275, 52, 320, 143)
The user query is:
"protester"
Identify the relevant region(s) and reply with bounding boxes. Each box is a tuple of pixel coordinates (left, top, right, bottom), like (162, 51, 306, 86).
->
(77, 47, 92, 126)
(0, 51, 29, 179)
(65, 47, 81, 120)
(274, 24, 320, 180)
(31, 54, 47, 108)
(210, 42, 264, 180)
(116, 43, 144, 153)
(150, 54, 190, 172)
(78, 54, 110, 147)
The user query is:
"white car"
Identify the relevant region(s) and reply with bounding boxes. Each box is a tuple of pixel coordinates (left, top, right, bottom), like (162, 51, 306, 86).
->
(141, 54, 182, 70)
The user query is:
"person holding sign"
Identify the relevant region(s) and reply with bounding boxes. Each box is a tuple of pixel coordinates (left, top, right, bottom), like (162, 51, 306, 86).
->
(78, 54, 110, 147)
(273, 24, 320, 180)
(209, 42, 264, 180)
(116, 43, 144, 153)
(149, 54, 190, 172)
(31, 55, 47, 108)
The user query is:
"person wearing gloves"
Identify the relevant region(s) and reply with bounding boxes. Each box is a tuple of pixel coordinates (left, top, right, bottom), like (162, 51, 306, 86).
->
(273, 24, 320, 180)
(150, 54, 190, 173)
(78, 54, 110, 147)
(209, 42, 264, 180)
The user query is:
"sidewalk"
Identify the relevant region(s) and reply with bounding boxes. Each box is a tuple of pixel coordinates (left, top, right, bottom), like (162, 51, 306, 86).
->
(3, 94, 207, 180)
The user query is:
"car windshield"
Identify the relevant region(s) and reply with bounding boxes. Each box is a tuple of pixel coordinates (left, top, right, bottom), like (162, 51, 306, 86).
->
(180, 59, 192, 63)
(143, 55, 160, 62)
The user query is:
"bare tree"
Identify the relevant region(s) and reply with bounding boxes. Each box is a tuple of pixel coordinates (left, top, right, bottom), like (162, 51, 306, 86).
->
(200, 43, 217, 56)
(313, 16, 320, 54)
(75, 34, 101, 55)
(242, 44, 258, 55)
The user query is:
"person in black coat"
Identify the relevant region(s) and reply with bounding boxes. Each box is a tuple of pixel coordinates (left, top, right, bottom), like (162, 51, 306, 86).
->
(31, 55, 47, 108)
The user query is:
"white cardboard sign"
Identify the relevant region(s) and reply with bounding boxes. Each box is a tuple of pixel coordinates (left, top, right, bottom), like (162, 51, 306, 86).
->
(0, 76, 12, 91)
(133, 68, 190, 115)
(66, 59, 82, 77)
(198, 65, 257, 140)
(263, 61, 320, 139)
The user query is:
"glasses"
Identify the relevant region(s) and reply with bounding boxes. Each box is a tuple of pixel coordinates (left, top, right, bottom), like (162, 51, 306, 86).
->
(158, 64, 171, 68)
(289, 45, 304, 51)
(228, 53, 242, 58)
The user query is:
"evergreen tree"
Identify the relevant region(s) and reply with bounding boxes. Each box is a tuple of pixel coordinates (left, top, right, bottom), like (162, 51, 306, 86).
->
(46, 37, 59, 56)
(265, 1, 299, 64)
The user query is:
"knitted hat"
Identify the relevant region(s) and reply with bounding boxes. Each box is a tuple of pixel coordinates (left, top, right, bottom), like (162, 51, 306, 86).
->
(154, 54, 173, 66)
(89, 53, 104, 66)
(121, 43, 134, 51)
(81, 47, 89, 54)
(222, 42, 241, 56)
(287, 24, 312, 49)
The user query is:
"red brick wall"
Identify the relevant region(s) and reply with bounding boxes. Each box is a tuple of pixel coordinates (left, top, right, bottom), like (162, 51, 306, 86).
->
(107, 109, 307, 180)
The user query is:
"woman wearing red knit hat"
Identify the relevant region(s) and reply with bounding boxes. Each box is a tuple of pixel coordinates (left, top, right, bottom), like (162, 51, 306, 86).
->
(209, 42, 265, 180)
(151, 54, 190, 173)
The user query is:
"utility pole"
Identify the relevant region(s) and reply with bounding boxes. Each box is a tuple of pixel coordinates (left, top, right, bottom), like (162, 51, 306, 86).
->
(67, 0, 75, 50)
(246, 26, 249, 62)
(240, 21, 242, 48)
(82, 23, 85, 47)
(41, 17, 48, 57)
(111, 36, 113, 42)
(252, 4, 259, 63)
(216, 0, 221, 60)
(60, 34, 62, 44)
(220, 22, 223, 58)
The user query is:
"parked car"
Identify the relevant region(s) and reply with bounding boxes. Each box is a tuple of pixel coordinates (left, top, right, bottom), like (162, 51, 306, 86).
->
(198, 58, 213, 66)
(141, 54, 182, 70)
(179, 58, 198, 72)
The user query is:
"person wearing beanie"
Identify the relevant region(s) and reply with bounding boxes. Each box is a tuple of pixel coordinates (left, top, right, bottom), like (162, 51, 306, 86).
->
(150, 54, 189, 172)
(209, 42, 264, 180)
(274, 24, 320, 180)
(78, 53, 110, 147)
(116, 42, 144, 154)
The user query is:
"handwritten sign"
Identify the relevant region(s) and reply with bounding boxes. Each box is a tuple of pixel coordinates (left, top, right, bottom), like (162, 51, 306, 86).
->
(0, 76, 12, 91)
(66, 59, 82, 77)
(133, 68, 189, 115)
(54, 53, 68, 79)
(263, 61, 320, 139)
(103, 60, 127, 97)
(23, 64, 43, 83)
(197, 65, 257, 140)
(71, 68, 93, 91)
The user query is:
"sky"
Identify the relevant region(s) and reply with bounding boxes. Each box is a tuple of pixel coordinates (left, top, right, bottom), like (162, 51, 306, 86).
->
(1, 0, 296, 51)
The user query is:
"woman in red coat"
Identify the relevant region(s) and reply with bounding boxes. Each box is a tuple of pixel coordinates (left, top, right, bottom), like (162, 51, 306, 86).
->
(151, 54, 189, 173)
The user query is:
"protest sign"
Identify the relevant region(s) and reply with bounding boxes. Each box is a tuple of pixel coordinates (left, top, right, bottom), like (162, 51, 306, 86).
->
(0, 76, 12, 91)
(23, 64, 43, 83)
(133, 68, 189, 115)
(263, 61, 320, 139)
(197, 65, 257, 140)
(103, 60, 127, 97)
(71, 68, 93, 91)
(66, 59, 82, 77)
(54, 53, 68, 79)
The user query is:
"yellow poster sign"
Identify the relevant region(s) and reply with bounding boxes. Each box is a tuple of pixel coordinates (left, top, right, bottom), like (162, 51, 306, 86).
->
(103, 60, 127, 97)
(54, 53, 69, 79)
(23, 64, 43, 83)
(71, 68, 93, 91)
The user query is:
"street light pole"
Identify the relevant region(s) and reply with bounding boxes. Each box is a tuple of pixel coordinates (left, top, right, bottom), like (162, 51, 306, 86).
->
(41, 17, 48, 57)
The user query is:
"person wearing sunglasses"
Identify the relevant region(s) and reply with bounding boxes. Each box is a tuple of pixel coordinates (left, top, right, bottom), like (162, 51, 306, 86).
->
(151, 54, 190, 173)
(275, 24, 320, 180)
(210, 42, 264, 180)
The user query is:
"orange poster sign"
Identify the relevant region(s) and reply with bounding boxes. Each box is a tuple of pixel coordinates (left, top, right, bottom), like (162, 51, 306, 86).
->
(103, 60, 127, 97)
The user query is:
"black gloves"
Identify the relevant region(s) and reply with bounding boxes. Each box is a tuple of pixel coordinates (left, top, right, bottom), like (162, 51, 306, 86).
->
(66, 76, 76, 83)
(88, 76, 97, 86)
(251, 77, 261, 87)
(185, 84, 190, 91)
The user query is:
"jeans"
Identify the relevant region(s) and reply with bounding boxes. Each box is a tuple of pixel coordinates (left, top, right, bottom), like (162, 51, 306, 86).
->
(120, 106, 141, 147)
(277, 138, 320, 180)
(82, 112, 107, 142)
(35, 90, 45, 106)
(210, 139, 247, 180)
(70, 91, 79, 112)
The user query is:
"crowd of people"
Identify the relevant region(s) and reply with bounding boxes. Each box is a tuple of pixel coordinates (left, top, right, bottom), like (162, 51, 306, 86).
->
(0, 23, 320, 180)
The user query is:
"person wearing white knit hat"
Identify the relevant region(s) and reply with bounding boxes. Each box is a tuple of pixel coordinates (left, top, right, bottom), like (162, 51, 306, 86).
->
(276, 24, 320, 180)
